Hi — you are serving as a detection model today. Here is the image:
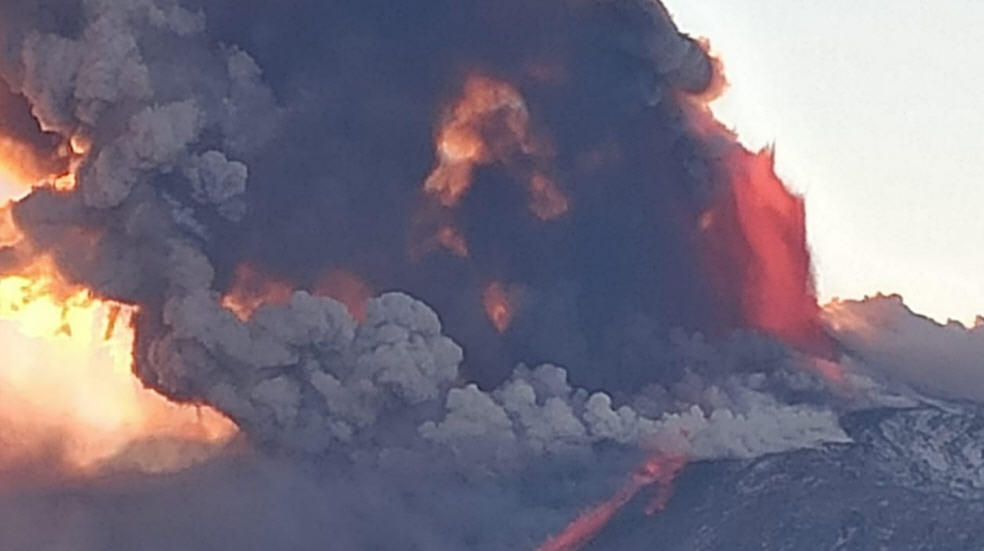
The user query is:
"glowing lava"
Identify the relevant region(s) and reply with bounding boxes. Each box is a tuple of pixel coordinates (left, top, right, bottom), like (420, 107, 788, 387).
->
(534, 455, 687, 551)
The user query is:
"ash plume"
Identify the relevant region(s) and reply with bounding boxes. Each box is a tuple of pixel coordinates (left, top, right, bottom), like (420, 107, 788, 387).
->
(0, 0, 866, 549)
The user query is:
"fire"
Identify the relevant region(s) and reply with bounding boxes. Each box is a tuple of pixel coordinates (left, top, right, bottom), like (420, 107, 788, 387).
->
(534, 455, 687, 551)
(221, 263, 294, 321)
(483, 281, 514, 333)
(422, 73, 569, 219)
(0, 132, 81, 194)
(0, 265, 236, 474)
(0, 136, 50, 194)
(0, 142, 235, 475)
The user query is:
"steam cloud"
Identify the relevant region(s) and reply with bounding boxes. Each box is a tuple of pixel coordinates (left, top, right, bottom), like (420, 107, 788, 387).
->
(0, 0, 893, 549)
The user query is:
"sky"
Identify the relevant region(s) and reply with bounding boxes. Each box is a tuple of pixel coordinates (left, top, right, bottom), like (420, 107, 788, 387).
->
(662, 0, 984, 324)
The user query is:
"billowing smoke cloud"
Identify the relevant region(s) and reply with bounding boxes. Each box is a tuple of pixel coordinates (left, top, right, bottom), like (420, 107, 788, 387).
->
(0, 0, 863, 548)
(825, 295, 984, 403)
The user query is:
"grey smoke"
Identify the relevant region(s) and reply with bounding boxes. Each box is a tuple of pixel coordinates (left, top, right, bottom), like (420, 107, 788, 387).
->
(825, 294, 984, 404)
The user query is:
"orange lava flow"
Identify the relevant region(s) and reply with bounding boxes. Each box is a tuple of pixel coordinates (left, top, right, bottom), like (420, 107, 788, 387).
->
(534, 455, 687, 551)
(482, 281, 514, 333)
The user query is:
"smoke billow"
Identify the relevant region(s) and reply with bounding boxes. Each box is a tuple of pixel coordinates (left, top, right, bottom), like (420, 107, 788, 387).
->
(825, 295, 984, 403)
(0, 0, 874, 549)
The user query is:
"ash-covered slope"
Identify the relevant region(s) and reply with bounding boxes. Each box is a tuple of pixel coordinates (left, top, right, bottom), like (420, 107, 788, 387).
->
(588, 404, 984, 550)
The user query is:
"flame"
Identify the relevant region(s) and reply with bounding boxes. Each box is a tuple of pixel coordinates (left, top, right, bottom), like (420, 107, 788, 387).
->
(482, 281, 514, 333)
(0, 140, 235, 475)
(534, 455, 686, 551)
(0, 136, 50, 194)
(221, 263, 294, 321)
(0, 262, 236, 474)
(0, 130, 82, 194)
(422, 73, 568, 219)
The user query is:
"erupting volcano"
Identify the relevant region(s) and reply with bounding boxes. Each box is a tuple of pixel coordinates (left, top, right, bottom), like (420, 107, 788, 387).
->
(0, 1, 960, 550)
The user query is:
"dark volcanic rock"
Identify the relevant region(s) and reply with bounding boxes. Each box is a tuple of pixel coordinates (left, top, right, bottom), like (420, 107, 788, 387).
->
(588, 405, 984, 550)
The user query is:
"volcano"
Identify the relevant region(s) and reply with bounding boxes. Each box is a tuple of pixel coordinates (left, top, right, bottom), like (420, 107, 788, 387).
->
(0, 1, 976, 550)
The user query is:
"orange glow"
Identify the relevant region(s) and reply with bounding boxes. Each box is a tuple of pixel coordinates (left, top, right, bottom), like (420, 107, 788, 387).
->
(436, 225, 470, 258)
(727, 148, 823, 348)
(723, 148, 846, 387)
(0, 201, 22, 247)
(534, 455, 686, 551)
(684, 59, 836, 372)
(221, 263, 293, 321)
(0, 136, 53, 194)
(700, 145, 840, 381)
(314, 269, 372, 322)
(528, 173, 569, 220)
(0, 130, 81, 195)
(422, 73, 569, 219)
(482, 281, 514, 333)
(679, 49, 841, 384)
(0, 103, 233, 478)
(0, 263, 236, 475)
(424, 74, 525, 207)
(821, 297, 881, 338)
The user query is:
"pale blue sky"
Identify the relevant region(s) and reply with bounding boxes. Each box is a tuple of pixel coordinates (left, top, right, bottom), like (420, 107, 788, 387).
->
(663, 1, 984, 324)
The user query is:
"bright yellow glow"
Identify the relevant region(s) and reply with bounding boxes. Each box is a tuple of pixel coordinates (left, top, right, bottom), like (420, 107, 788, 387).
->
(0, 266, 237, 473)
(0, 146, 236, 475)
